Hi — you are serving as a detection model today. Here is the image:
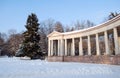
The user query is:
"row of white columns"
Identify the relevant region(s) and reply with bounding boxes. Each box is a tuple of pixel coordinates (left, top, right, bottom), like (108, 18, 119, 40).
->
(48, 27, 119, 56)
(48, 39, 64, 56)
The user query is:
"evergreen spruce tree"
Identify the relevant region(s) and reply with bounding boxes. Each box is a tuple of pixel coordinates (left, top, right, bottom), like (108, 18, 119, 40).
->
(15, 13, 43, 59)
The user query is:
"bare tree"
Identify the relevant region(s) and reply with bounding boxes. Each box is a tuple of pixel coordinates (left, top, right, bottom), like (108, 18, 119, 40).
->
(74, 20, 95, 30)
(85, 20, 95, 28)
(39, 32, 47, 55)
(39, 18, 55, 56)
(0, 32, 9, 56)
(108, 12, 119, 20)
(74, 20, 85, 30)
(7, 32, 23, 56)
(70, 27, 75, 31)
(8, 29, 17, 36)
(40, 18, 55, 35)
(0, 33, 5, 56)
(54, 21, 64, 32)
(65, 25, 71, 32)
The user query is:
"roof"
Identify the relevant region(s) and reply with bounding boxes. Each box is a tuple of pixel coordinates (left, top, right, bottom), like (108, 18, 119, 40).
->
(47, 31, 62, 37)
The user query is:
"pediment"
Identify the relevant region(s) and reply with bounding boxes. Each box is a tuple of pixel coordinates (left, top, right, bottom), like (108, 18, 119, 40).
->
(47, 31, 62, 37)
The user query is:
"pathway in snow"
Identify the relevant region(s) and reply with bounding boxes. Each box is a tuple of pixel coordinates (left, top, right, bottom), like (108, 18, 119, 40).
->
(0, 57, 120, 78)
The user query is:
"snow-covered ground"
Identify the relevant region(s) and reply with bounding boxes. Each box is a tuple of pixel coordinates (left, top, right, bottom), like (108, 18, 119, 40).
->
(0, 57, 120, 78)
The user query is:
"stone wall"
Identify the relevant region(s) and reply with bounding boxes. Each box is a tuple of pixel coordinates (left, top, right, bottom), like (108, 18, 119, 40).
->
(47, 55, 120, 65)
(47, 56, 63, 62)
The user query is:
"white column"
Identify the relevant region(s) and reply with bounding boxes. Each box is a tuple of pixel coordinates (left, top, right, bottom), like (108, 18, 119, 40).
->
(72, 38, 75, 56)
(58, 40, 60, 56)
(88, 35, 91, 55)
(79, 37, 83, 55)
(104, 31, 109, 55)
(96, 33, 100, 55)
(113, 27, 119, 55)
(51, 40, 53, 56)
(48, 39, 51, 56)
(79, 41, 80, 56)
(60, 39, 64, 56)
(65, 39, 67, 56)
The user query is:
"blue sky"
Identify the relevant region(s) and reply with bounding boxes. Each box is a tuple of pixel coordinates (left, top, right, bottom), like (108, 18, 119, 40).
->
(0, 0, 120, 33)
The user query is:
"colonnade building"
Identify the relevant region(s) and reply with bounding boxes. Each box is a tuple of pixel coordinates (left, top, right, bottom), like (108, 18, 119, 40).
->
(47, 15, 120, 64)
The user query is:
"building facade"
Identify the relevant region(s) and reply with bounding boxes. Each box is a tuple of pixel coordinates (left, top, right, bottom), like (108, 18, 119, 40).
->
(47, 15, 120, 64)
